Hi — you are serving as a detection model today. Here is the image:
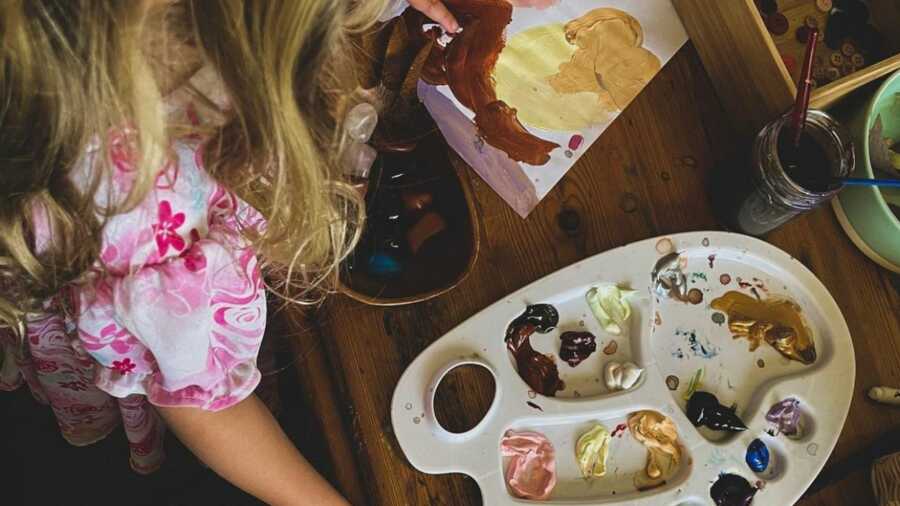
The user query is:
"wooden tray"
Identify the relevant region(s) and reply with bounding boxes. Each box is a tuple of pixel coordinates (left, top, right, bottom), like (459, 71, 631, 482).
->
(674, 0, 900, 140)
(338, 134, 481, 306)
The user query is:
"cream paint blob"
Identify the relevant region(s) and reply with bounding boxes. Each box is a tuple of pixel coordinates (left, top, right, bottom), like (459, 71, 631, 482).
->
(493, 24, 614, 132)
(575, 424, 611, 478)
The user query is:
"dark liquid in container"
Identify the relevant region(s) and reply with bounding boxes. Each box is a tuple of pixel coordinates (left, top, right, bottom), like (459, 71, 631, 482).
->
(777, 130, 836, 192)
(710, 126, 839, 235)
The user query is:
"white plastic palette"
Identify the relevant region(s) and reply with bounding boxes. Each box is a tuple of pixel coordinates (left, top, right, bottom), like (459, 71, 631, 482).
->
(391, 232, 854, 505)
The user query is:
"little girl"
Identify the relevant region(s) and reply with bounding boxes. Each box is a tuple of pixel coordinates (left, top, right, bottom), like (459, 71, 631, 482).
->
(0, 1, 456, 504)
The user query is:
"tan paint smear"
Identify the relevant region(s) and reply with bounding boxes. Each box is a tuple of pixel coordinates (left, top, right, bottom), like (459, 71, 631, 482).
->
(627, 410, 681, 480)
(710, 291, 817, 365)
(550, 8, 661, 111)
(494, 24, 615, 131)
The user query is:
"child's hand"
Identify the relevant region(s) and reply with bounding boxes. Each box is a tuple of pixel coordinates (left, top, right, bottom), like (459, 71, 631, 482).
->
(408, 0, 460, 33)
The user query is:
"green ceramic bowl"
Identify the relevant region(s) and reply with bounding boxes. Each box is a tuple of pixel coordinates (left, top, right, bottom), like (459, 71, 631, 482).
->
(833, 70, 900, 273)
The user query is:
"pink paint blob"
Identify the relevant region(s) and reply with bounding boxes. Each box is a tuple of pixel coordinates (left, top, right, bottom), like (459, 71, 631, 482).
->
(500, 430, 557, 500)
(568, 134, 584, 151)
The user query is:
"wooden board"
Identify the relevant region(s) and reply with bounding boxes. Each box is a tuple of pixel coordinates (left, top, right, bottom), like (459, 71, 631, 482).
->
(676, 0, 900, 131)
(287, 43, 900, 506)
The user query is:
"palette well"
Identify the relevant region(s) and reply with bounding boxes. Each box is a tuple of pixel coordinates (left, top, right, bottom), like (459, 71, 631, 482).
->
(391, 232, 854, 505)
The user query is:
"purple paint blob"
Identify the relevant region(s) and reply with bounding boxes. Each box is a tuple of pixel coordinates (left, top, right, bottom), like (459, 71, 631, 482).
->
(559, 331, 597, 367)
(766, 398, 802, 436)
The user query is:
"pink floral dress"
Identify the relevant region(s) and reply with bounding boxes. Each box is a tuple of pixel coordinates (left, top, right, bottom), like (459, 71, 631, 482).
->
(0, 124, 267, 474)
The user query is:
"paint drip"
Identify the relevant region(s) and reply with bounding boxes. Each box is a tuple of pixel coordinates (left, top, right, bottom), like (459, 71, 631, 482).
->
(765, 398, 803, 437)
(710, 473, 757, 506)
(559, 331, 597, 367)
(652, 252, 704, 304)
(627, 411, 682, 479)
(666, 375, 680, 390)
(506, 305, 564, 396)
(500, 430, 557, 500)
(711, 291, 816, 365)
(575, 424, 611, 478)
(682, 368, 704, 401)
(745, 439, 770, 472)
(686, 391, 748, 432)
(603, 340, 618, 355)
(585, 284, 635, 335)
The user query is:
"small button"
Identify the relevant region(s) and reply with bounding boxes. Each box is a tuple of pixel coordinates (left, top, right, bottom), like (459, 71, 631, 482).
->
(840, 61, 855, 76)
(830, 52, 844, 66)
(756, 0, 778, 16)
(816, 0, 833, 12)
(804, 15, 819, 29)
(841, 41, 856, 56)
(813, 66, 827, 80)
(825, 67, 841, 81)
(766, 12, 789, 35)
(850, 53, 864, 67)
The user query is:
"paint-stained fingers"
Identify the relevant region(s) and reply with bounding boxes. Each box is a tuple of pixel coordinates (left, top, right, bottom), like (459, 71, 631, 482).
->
(408, 0, 460, 33)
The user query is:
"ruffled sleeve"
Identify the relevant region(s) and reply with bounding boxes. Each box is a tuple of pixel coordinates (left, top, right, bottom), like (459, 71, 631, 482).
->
(75, 143, 267, 412)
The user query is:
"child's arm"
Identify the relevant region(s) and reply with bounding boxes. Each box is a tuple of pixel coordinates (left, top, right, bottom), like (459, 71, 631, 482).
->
(158, 395, 349, 506)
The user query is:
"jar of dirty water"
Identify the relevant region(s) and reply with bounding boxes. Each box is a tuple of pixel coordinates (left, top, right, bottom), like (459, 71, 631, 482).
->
(712, 109, 854, 235)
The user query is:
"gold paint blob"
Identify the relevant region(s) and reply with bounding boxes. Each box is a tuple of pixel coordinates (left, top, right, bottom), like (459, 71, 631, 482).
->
(549, 8, 661, 110)
(575, 424, 611, 478)
(710, 291, 817, 365)
(627, 411, 681, 480)
(494, 24, 614, 131)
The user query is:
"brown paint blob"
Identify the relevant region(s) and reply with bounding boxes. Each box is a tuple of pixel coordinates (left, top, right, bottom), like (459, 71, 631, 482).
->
(603, 340, 618, 355)
(507, 324, 565, 395)
(627, 411, 682, 479)
(757, 358, 765, 368)
(665, 375, 679, 390)
(720, 273, 732, 285)
(710, 291, 817, 365)
(687, 288, 703, 305)
(416, 0, 559, 165)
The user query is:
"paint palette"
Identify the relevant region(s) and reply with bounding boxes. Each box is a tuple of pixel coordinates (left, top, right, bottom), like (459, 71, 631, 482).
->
(391, 232, 854, 505)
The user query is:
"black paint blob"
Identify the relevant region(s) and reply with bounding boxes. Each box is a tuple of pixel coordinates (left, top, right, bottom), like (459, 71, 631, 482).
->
(710, 473, 757, 506)
(509, 304, 559, 333)
(686, 391, 748, 432)
(559, 331, 597, 367)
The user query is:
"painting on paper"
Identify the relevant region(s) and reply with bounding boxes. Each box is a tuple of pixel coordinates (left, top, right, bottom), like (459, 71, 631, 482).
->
(413, 0, 688, 217)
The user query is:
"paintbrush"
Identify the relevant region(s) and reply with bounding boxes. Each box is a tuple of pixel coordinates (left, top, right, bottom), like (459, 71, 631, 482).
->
(789, 28, 819, 147)
(833, 177, 900, 188)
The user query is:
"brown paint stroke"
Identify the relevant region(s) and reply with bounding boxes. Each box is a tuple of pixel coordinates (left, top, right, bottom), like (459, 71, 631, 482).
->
(506, 323, 565, 396)
(410, 0, 559, 165)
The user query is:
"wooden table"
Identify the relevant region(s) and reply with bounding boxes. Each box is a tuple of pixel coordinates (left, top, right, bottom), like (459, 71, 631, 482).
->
(286, 42, 900, 506)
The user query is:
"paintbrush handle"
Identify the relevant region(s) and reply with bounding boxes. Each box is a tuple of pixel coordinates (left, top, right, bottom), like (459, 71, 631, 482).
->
(791, 28, 819, 146)
(838, 177, 900, 188)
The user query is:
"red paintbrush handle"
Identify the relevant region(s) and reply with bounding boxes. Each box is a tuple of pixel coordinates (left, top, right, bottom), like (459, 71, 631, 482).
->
(791, 28, 819, 146)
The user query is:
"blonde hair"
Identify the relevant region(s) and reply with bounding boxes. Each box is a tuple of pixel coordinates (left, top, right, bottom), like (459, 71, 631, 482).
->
(0, 0, 388, 333)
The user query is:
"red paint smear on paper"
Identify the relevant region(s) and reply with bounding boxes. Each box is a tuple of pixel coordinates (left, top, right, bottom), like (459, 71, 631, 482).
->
(611, 423, 628, 438)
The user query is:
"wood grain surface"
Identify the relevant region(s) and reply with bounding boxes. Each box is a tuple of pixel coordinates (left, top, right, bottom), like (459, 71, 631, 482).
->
(287, 42, 900, 506)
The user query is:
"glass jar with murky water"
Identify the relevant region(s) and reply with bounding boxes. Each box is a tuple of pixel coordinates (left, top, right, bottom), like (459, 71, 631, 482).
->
(712, 109, 855, 235)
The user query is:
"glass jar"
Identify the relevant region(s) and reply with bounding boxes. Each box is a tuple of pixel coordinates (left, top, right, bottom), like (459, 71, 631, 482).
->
(712, 109, 855, 235)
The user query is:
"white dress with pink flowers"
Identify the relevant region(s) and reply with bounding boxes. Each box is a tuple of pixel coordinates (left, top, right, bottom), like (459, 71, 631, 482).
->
(0, 136, 267, 474)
